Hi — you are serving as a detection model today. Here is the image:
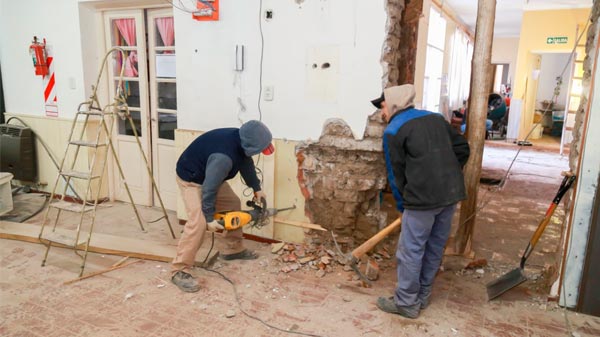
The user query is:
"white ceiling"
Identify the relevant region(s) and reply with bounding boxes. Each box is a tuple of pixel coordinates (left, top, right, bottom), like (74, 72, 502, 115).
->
(441, 0, 593, 37)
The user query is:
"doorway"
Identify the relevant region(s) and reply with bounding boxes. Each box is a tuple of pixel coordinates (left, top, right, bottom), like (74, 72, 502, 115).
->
(530, 52, 571, 150)
(103, 8, 177, 210)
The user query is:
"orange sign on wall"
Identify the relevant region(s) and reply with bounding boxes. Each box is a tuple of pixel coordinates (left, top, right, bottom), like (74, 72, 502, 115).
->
(192, 0, 219, 21)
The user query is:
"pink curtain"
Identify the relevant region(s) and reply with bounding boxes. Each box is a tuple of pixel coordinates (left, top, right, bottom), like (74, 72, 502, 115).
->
(114, 19, 138, 77)
(156, 17, 174, 47)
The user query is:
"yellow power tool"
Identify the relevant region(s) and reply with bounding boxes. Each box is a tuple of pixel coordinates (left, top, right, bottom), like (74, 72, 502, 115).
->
(214, 198, 295, 231)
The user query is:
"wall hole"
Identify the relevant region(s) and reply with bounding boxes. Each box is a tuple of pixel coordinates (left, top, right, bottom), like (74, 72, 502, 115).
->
(321, 62, 331, 69)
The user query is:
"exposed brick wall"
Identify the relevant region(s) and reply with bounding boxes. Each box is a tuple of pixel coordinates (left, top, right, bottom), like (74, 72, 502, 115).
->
(398, 0, 423, 86)
(296, 117, 388, 240)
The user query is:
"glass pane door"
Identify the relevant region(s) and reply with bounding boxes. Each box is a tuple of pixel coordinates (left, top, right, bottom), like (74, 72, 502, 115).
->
(104, 10, 152, 206)
(148, 8, 178, 211)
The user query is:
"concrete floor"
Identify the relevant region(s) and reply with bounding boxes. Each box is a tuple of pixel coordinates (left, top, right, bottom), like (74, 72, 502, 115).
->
(2, 144, 600, 337)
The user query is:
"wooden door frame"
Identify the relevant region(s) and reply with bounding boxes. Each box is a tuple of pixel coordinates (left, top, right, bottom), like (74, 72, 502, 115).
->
(147, 7, 177, 210)
(103, 9, 152, 205)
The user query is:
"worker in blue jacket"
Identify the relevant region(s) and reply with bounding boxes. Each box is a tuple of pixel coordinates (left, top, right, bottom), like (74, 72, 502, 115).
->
(171, 120, 275, 293)
(371, 84, 470, 318)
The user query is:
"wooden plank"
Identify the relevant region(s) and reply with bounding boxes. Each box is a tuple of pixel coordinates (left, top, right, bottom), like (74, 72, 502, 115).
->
(0, 220, 212, 264)
(63, 260, 140, 285)
(273, 218, 327, 231)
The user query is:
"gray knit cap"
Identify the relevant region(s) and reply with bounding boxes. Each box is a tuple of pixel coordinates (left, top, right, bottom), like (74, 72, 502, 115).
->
(240, 120, 273, 156)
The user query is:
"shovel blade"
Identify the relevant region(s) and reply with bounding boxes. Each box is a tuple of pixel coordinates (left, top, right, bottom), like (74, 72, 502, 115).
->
(486, 268, 527, 301)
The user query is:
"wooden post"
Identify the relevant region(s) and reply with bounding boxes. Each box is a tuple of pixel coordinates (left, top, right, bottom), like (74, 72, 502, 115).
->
(454, 0, 496, 254)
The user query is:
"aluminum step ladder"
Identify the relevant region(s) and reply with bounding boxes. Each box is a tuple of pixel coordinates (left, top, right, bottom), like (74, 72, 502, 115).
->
(38, 48, 175, 276)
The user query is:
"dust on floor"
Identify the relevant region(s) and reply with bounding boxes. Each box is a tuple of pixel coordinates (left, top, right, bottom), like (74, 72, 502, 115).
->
(1, 144, 600, 337)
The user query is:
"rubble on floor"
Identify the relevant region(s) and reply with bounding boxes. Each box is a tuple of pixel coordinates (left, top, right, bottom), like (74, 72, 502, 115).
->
(266, 232, 395, 286)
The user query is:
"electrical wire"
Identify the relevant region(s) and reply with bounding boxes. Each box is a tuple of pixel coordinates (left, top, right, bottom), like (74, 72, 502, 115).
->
(557, 12, 594, 337)
(257, 0, 265, 121)
(164, 0, 196, 13)
(456, 8, 592, 233)
(5, 116, 91, 204)
(163, 0, 197, 14)
(455, 11, 592, 335)
(200, 234, 326, 337)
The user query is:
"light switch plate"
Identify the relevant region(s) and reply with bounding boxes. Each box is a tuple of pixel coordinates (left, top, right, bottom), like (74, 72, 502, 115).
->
(264, 86, 274, 101)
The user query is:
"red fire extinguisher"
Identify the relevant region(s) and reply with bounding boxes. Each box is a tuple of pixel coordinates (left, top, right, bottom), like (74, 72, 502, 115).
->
(29, 36, 49, 77)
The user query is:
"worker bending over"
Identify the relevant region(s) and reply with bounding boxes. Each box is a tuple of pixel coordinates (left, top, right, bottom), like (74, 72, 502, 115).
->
(171, 120, 275, 293)
(371, 85, 470, 318)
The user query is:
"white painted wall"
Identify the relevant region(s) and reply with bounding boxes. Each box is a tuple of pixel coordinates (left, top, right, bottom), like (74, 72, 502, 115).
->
(174, 0, 386, 140)
(535, 53, 570, 108)
(491, 37, 519, 87)
(0, 0, 87, 119)
(1, 0, 386, 141)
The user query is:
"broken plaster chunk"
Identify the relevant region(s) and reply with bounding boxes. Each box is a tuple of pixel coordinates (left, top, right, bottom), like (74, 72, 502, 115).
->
(365, 259, 380, 281)
(465, 258, 488, 270)
(321, 256, 332, 265)
(271, 242, 285, 254)
(283, 253, 298, 263)
(316, 269, 326, 278)
(377, 248, 391, 259)
(295, 248, 306, 258)
(476, 269, 485, 275)
(298, 256, 316, 264)
(225, 309, 236, 318)
(336, 255, 348, 265)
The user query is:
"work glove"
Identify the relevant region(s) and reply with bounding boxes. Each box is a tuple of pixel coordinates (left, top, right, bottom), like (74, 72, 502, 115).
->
(207, 220, 224, 232)
(254, 190, 267, 202)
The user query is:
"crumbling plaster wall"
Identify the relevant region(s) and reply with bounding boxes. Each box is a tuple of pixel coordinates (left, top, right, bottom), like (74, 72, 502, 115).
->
(296, 0, 422, 241)
(561, 2, 600, 308)
(296, 117, 388, 240)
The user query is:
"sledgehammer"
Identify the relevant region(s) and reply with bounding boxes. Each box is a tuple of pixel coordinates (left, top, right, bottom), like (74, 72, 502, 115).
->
(347, 215, 403, 285)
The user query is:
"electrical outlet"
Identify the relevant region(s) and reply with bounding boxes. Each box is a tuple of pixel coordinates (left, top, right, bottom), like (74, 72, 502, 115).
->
(263, 86, 274, 101)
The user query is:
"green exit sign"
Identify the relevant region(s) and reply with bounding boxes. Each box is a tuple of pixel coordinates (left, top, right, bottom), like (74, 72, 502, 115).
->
(547, 36, 568, 44)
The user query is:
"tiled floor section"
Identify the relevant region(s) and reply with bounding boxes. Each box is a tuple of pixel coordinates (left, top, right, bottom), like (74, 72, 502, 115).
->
(1, 145, 600, 337)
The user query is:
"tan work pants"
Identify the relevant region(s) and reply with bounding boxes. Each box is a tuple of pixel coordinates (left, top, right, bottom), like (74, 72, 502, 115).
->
(172, 176, 245, 273)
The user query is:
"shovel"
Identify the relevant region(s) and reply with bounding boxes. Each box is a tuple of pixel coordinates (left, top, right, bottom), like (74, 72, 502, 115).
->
(486, 173, 576, 300)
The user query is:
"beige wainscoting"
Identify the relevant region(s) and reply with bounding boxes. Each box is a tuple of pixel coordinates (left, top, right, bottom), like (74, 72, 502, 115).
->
(174, 129, 307, 242)
(4, 113, 108, 200)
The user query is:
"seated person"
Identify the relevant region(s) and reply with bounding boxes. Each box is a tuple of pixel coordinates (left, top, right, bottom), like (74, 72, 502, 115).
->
(456, 108, 492, 134)
(487, 93, 507, 123)
(456, 93, 506, 134)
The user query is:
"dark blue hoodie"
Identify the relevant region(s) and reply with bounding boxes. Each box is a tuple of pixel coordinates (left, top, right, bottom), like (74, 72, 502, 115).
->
(176, 120, 272, 221)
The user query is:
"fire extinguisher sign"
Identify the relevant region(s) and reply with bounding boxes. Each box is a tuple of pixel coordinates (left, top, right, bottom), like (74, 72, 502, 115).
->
(43, 45, 58, 117)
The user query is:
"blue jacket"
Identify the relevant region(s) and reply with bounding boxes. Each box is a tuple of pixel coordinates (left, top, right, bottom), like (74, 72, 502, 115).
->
(383, 108, 470, 211)
(176, 121, 271, 221)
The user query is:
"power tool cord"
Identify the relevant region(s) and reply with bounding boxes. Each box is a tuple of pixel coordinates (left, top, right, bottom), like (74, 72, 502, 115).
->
(201, 234, 326, 337)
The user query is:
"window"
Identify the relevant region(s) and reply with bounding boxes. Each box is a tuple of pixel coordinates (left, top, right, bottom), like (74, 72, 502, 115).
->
(423, 7, 447, 112)
(447, 28, 473, 111)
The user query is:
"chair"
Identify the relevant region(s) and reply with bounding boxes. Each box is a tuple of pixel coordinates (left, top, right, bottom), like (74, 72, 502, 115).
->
(488, 106, 509, 139)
